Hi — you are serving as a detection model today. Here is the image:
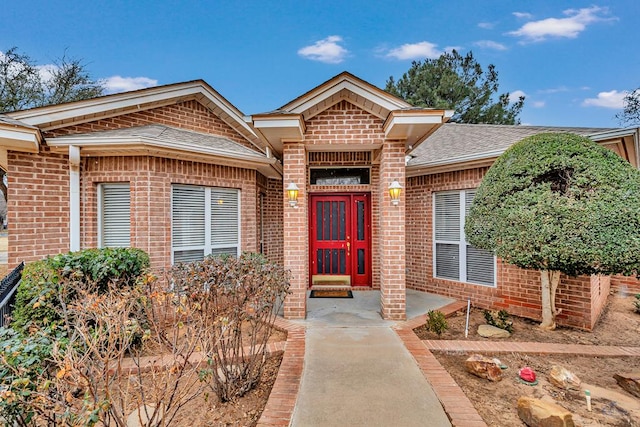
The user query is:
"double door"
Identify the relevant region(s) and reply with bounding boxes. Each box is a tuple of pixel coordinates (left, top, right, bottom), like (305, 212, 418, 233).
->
(309, 194, 371, 287)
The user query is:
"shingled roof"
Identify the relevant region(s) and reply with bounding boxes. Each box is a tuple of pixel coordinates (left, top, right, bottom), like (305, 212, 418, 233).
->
(407, 123, 615, 174)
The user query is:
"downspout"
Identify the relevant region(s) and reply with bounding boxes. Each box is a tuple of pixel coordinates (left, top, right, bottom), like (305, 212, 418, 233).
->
(69, 145, 80, 252)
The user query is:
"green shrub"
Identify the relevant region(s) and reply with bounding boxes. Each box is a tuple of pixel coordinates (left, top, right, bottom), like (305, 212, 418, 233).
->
(426, 310, 448, 336)
(11, 247, 150, 331)
(0, 326, 61, 424)
(634, 294, 640, 314)
(483, 309, 514, 333)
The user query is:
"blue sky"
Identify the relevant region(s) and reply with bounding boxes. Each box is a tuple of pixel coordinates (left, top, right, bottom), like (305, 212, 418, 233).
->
(2, 1, 639, 128)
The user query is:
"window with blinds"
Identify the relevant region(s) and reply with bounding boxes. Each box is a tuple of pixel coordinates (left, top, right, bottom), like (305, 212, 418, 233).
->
(172, 185, 240, 263)
(433, 190, 495, 286)
(99, 183, 131, 248)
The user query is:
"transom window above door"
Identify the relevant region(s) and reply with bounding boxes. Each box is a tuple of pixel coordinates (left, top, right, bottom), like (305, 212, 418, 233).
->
(309, 168, 370, 185)
(171, 184, 240, 263)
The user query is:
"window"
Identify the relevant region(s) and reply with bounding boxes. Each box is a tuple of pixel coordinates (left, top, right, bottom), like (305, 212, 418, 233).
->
(309, 168, 370, 185)
(98, 183, 131, 248)
(171, 184, 240, 263)
(433, 190, 495, 286)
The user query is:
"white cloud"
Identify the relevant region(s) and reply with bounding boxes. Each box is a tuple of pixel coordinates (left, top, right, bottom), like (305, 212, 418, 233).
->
(513, 12, 533, 19)
(509, 90, 526, 103)
(582, 90, 626, 108)
(385, 41, 454, 60)
(538, 86, 569, 94)
(101, 76, 158, 93)
(474, 40, 507, 51)
(478, 22, 495, 29)
(508, 6, 614, 42)
(297, 35, 348, 64)
(532, 101, 545, 108)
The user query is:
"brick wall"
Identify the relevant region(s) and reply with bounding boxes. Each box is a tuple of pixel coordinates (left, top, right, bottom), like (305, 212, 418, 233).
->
(44, 100, 260, 153)
(282, 142, 307, 319)
(610, 275, 640, 293)
(406, 167, 607, 330)
(379, 140, 406, 320)
(81, 156, 259, 273)
(303, 100, 384, 148)
(8, 99, 267, 273)
(303, 101, 385, 290)
(263, 178, 283, 265)
(8, 149, 70, 265)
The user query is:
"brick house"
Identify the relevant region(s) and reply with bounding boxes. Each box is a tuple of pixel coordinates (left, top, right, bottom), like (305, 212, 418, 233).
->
(0, 72, 638, 328)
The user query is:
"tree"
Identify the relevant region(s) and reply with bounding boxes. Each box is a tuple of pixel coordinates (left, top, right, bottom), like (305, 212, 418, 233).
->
(0, 47, 104, 204)
(0, 47, 104, 113)
(616, 87, 640, 126)
(385, 50, 524, 124)
(465, 132, 640, 330)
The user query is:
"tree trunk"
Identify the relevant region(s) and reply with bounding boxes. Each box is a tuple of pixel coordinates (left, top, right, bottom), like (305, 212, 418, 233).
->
(539, 269, 560, 330)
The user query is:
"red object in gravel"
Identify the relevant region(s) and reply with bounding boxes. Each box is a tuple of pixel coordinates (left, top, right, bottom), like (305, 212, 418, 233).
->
(519, 367, 536, 382)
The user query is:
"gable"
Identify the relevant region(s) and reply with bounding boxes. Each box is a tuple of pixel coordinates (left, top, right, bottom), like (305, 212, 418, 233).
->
(44, 100, 259, 152)
(252, 72, 451, 154)
(304, 100, 385, 151)
(6, 80, 264, 153)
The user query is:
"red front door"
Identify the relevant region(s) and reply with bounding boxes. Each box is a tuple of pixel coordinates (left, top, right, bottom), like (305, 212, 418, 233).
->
(309, 193, 371, 287)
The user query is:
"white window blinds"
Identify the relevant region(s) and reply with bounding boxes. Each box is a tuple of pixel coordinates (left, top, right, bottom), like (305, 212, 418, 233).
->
(99, 183, 130, 248)
(434, 190, 495, 286)
(172, 185, 240, 263)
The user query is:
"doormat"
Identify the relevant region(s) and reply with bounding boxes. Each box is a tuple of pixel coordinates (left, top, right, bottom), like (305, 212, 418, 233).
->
(310, 289, 353, 298)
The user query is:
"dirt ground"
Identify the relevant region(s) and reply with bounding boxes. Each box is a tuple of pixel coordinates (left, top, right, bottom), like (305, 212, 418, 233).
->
(171, 352, 283, 426)
(416, 292, 640, 426)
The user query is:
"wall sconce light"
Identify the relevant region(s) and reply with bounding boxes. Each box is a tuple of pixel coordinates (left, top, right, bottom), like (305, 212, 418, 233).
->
(286, 182, 300, 208)
(389, 180, 402, 206)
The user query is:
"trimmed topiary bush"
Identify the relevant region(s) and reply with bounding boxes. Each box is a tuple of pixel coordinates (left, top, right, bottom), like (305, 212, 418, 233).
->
(11, 247, 149, 331)
(466, 132, 640, 329)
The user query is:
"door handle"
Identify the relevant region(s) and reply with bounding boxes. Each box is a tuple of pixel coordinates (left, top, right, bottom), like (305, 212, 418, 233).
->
(346, 242, 350, 256)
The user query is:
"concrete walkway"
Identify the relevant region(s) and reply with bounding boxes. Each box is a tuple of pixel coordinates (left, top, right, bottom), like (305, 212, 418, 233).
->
(289, 290, 453, 427)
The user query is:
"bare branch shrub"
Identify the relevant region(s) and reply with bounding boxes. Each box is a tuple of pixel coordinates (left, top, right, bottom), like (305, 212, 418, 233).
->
(9, 274, 208, 426)
(169, 253, 290, 402)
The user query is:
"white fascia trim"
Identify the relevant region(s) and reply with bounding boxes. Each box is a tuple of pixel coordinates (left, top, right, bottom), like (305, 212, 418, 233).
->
(588, 127, 639, 141)
(253, 118, 303, 129)
(0, 128, 40, 152)
(289, 80, 408, 116)
(47, 136, 274, 165)
(408, 149, 504, 170)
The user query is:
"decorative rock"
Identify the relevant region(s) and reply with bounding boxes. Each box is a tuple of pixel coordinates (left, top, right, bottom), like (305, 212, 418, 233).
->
(549, 366, 581, 390)
(517, 397, 575, 427)
(477, 324, 511, 338)
(127, 404, 165, 427)
(465, 354, 503, 381)
(613, 373, 640, 398)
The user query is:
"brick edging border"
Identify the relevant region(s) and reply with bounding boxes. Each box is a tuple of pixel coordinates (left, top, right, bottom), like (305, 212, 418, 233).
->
(256, 317, 305, 427)
(394, 300, 488, 427)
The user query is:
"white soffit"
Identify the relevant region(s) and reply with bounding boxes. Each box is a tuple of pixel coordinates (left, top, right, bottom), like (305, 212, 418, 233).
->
(0, 126, 40, 153)
(252, 115, 305, 153)
(384, 110, 447, 148)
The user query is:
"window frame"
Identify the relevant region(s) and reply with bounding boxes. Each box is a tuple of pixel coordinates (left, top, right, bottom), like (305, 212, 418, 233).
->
(432, 189, 496, 287)
(170, 184, 241, 264)
(97, 182, 131, 248)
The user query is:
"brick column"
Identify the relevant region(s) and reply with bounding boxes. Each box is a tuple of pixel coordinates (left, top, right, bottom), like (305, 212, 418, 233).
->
(283, 142, 307, 319)
(379, 139, 406, 320)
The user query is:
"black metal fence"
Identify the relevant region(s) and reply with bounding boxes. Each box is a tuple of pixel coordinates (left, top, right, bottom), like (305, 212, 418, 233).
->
(0, 262, 24, 327)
